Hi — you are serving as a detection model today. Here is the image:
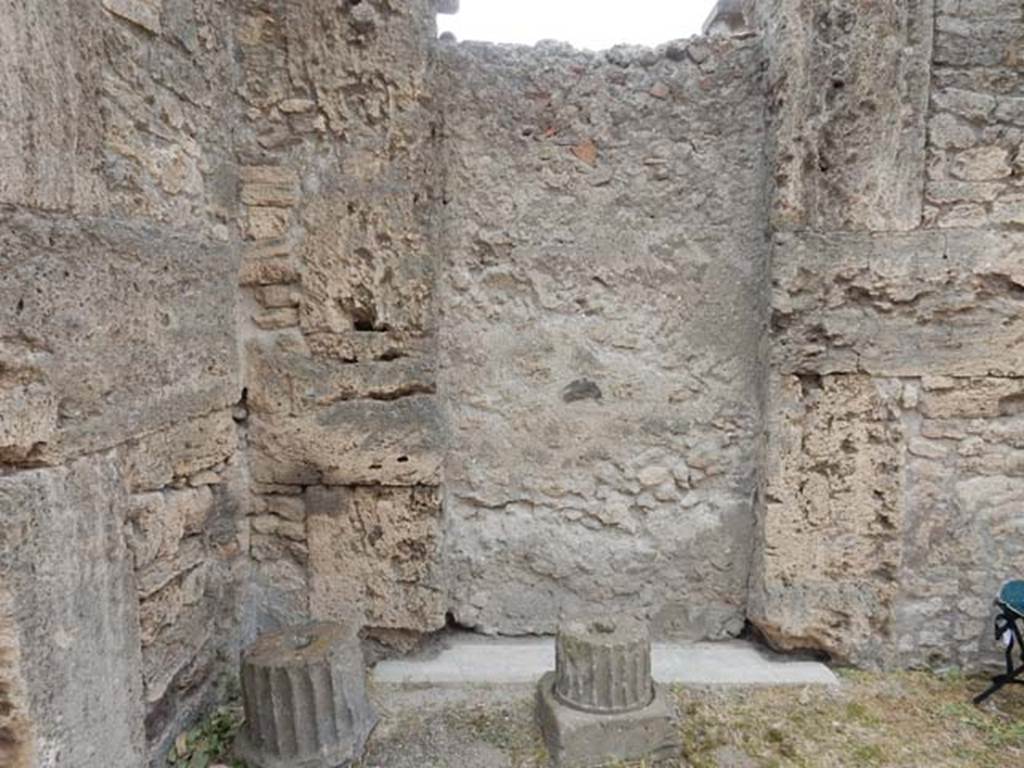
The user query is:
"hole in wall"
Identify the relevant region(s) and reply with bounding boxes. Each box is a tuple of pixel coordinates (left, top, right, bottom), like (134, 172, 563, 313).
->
(437, 0, 719, 49)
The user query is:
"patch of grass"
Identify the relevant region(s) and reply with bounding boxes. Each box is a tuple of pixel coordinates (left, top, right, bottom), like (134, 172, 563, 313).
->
(676, 671, 1024, 767)
(169, 670, 1024, 767)
(166, 705, 246, 768)
(441, 700, 548, 767)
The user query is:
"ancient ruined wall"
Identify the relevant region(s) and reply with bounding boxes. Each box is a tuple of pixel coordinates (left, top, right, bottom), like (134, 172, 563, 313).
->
(2, 7, 1022, 764)
(236, 0, 449, 646)
(748, 0, 1024, 668)
(434, 38, 768, 638)
(0, 0, 246, 763)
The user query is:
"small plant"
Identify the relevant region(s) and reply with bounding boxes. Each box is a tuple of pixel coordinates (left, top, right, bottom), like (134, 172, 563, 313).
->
(166, 705, 247, 768)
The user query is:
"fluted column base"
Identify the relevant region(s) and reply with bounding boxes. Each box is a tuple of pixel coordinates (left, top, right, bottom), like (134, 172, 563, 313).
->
(554, 617, 653, 714)
(538, 617, 680, 767)
(237, 622, 376, 768)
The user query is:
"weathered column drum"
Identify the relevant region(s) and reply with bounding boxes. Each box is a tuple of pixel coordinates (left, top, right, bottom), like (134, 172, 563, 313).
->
(236, 622, 376, 768)
(538, 617, 680, 767)
(554, 618, 654, 713)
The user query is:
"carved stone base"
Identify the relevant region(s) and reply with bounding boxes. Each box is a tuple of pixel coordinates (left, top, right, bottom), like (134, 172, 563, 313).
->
(554, 617, 653, 714)
(538, 617, 680, 767)
(537, 672, 681, 768)
(236, 622, 376, 768)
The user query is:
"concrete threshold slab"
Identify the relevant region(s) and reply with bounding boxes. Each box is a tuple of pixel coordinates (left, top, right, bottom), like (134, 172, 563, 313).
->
(372, 635, 838, 687)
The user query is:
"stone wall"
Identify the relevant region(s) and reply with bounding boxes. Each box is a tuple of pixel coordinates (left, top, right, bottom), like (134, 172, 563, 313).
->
(233, 0, 449, 644)
(747, 0, 1024, 667)
(2, 1, 1023, 763)
(0, 0, 246, 763)
(434, 38, 767, 638)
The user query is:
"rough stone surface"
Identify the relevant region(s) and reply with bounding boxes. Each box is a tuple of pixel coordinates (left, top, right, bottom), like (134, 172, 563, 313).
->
(0, 212, 240, 463)
(3, 3, 1024, 759)
(750, 0, 1024, 670)
(770, 230, 1024, 378)
(307, 486, 445, 633)
(0, 0, 246, 763)
(0, 457, 147, 767)
(436, 36, 766, 640)
(238, 622, 376, 768)
(750, 375, 905, 665)
(756, 0, 935, 230)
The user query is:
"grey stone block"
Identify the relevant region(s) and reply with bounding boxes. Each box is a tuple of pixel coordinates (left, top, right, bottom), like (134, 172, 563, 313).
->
(537, 673, 680, 768)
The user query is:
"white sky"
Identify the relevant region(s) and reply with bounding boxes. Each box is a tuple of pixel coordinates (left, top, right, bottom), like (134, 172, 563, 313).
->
(438, 0, 717, 50)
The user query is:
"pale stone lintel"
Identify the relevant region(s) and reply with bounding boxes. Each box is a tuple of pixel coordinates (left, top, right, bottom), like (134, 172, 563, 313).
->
(101, 0, 162, 34)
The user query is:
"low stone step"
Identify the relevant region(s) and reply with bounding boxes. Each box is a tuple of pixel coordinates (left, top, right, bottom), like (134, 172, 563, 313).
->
(372, 634, 838, 687)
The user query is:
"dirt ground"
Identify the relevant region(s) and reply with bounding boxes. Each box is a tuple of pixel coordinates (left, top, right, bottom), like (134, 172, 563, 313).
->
(359, 671, 1024, 768)
(170, 670, 1024, 767)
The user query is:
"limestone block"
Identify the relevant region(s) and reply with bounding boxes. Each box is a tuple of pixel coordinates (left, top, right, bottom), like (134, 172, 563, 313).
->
(240, 243, 300, 287)
(280, 0, 435, 142)
(246, 337, 435, 415)
(0, 457, 147, 766)
(298, 194, 435, 336)
(0, 1, 108, 211)
(0, 212, 240, 460)
(141, 597, 215, 706)
(760, 0, 934, 230)
(0, 381, 57, 466)
(258, 284, 301, 309)
(248, 396, 442, 487)
(934, 13, 1023, 68)
(918, 378, 1024, 419)
(771, 230, 1024, 377)
(306, 486, 445, 632)
(750, 375, 905, 665)
(253, 308, 300, 330)
(237, 623, 376, 768)
(278, 98, 316, 114)
(950, 146, 1013, 180)
(118, 410, 237, 493)
(246, 207, 291, 240)
(240, 166, 300, 208)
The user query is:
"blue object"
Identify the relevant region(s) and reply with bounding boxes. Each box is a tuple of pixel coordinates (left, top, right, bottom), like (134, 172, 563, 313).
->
(999, 580, 1024, 618)
(975, 579, 1024, 704)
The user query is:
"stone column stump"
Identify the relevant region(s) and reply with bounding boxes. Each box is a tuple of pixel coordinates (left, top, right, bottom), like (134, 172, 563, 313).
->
(537, 618, 680, 767)
(236, 622, 377, 768)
